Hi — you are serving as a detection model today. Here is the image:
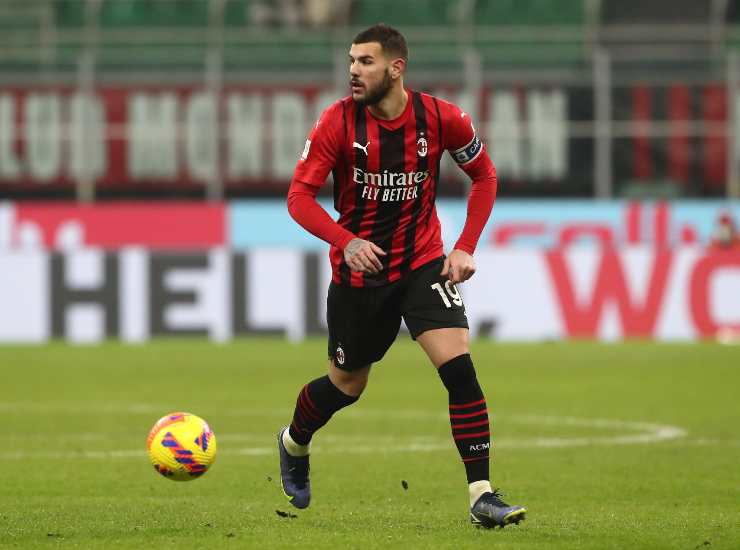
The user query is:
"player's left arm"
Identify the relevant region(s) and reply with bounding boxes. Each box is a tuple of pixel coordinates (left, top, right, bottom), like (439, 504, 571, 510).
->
(441, 106, 497, 284)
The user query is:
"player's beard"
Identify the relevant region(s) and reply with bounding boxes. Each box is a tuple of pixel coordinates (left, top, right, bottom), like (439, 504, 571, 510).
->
(353, 70, 393, 106)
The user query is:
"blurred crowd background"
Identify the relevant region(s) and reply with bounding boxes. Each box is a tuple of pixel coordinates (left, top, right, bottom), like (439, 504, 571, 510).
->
(0, 1, 739, 344)
(2, 0, 740, 200)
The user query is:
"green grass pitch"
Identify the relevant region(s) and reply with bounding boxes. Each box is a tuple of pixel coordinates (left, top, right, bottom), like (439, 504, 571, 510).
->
(1, 340, 739, 549)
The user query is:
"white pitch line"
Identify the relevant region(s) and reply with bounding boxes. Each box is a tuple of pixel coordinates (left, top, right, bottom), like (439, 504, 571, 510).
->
(0, 403, 474, 419)
(1, 411, 687, 441)
(0, 414, 690, 460)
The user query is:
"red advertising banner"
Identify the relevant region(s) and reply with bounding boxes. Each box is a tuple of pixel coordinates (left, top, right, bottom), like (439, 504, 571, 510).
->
(0, 84, 589, 194)
(0, 85, 333, 191)
(0, 84, 731, 195)
(0, 202, 226, 249)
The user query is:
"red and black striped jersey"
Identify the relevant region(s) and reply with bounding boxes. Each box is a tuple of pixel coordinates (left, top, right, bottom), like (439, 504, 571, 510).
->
(294, 90, 486, 287)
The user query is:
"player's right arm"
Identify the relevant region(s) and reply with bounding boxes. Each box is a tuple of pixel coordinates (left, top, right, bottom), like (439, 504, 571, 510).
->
(287, 102, 385, 274)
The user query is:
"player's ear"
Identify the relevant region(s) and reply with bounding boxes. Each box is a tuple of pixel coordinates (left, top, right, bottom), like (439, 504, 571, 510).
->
(389, 57, 406, 79)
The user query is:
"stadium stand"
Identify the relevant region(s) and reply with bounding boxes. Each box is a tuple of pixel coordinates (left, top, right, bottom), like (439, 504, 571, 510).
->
(471, 0, 587, 69)
(223, 0, 251, 27)
(55, 0, 86, 27)
(352, 0, 456, 27)
(0, 0, 591, 73)
(601, 0, 711, 24)
(1, 0, 737, 199)
(0, 1, 54, 68)
(475, 0, 585, 26)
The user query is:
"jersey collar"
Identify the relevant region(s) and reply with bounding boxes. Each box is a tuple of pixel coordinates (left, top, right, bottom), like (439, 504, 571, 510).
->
(365, 88, 413, 130)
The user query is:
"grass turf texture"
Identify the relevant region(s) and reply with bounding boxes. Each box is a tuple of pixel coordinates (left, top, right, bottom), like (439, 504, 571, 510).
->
(1, 340, 739, 549)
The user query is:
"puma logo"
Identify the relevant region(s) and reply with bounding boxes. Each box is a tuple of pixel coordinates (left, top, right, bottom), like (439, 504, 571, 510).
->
(352, 141, 370, 156)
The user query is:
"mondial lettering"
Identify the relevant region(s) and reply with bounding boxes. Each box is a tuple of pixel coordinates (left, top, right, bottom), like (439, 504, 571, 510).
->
(352, 167, 429, 187)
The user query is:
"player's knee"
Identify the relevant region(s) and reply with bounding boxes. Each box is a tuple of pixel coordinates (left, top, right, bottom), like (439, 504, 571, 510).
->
(436, 353, 477, 391)
(417, 327, 470, 368)
(333, 376, 367, 398)
(329, 362, 370, 397)
(343, 378, 368, 397)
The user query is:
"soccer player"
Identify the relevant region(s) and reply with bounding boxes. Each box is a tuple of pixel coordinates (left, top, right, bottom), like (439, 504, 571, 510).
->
(277, 23, 526, 529)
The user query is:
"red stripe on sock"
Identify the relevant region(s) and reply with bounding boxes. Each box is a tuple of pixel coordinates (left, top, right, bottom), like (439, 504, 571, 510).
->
(298, 394, 322, 423)
(298, 403, 321, 424)
(462, 455, 489, 462)
(293, 408, 314, 431)
(295, 405, 313, 426)
(302, 387, 321, 416)
(299, 389, 322, 419)
(450, 408, 488, 419)
(451, 418, 489, 430)
(453, 430, 490, 440)
(449, 398, 486, 410)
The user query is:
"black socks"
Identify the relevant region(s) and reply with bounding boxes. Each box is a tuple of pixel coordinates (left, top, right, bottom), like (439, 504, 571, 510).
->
(438, 353, 491, 484)
(288, 375, 359, 445)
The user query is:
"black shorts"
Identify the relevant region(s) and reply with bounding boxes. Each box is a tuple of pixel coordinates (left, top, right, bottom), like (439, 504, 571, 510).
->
(327, 256, 469, 371)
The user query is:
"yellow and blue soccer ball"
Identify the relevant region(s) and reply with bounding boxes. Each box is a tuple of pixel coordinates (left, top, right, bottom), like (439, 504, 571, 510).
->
(147, 412, 217, 481)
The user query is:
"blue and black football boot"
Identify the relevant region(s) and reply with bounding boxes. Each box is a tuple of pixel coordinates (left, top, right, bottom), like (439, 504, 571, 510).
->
(470, 490, 526, 529)
(277, 426, 311, 509)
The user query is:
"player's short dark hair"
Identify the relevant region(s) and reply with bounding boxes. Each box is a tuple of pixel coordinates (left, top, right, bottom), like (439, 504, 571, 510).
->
(353, 23, 408, 62)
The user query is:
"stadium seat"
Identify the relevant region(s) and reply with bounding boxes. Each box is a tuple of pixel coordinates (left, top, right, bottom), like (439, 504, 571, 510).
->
(472, 0, 586, 69)
(54, 0, 86, 27)
(99, 0, 210, 28)
(223, 32, 335, 71)
(224, 0, 251, 27)
(0, 0, 46, 32)
(0, 1, 68, 71)
(474, 0, 585, 26)
(535, 0, 584, 26)
(602, 0, 709, 24)
(99, 0, 142, 28)
(351, 0, 456, 27)
(93, 0, 211, 70)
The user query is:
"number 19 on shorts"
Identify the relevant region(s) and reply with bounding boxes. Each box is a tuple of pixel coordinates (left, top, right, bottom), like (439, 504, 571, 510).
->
(430, 281, 464, 308)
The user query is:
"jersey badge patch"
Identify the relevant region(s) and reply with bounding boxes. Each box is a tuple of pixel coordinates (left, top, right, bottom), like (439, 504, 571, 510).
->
(417, 136, 428, 158)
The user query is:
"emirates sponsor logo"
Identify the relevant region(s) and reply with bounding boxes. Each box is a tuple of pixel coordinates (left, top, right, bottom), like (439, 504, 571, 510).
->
(352, 167, 429, 187)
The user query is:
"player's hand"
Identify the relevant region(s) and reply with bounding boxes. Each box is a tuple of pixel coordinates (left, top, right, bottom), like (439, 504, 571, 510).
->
(344, 238, 386, 274)
(441, 249, 476, 284)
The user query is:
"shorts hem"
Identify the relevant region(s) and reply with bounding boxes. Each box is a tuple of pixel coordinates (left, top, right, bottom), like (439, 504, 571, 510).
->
(408, 320, 470, 340)
(328, 353, 375, 372)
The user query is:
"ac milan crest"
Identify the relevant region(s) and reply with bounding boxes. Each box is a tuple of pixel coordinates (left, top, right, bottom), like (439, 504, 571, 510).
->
(417, 136, 428, 158)
(336, 345, 345, 365)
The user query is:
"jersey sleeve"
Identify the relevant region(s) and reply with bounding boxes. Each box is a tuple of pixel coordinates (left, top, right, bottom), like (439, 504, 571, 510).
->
(292, 101, 344, 188)
(441, 101, 485, 168)
(439, 100, 497, 255)
(287, 181, 356, 249)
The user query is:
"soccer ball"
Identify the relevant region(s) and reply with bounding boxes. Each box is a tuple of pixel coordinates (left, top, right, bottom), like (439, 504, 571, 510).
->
(147, 412, 217, 481)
